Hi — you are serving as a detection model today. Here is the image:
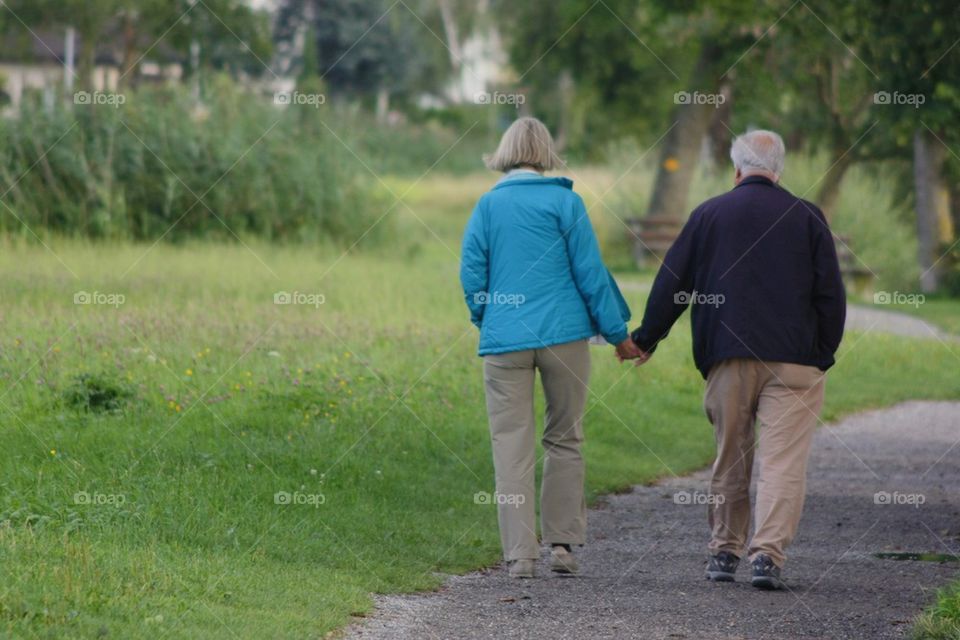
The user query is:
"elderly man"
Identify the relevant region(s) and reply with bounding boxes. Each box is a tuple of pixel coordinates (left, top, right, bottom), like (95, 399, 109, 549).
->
(627, 130, 846, 589)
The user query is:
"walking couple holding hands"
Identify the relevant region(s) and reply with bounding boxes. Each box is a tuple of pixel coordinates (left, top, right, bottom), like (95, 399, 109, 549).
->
(460, 117, 845, 589)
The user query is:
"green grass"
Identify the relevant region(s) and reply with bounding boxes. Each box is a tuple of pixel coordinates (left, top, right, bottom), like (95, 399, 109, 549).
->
(915, 582, 960, 640)
(1, 172, 959, 638)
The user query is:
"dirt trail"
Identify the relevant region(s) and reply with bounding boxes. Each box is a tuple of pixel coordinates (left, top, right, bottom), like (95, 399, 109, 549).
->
(349, 401, 960, 640)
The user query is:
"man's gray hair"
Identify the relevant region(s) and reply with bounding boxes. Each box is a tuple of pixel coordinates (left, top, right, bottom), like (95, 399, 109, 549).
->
(730, 130, 786, 177)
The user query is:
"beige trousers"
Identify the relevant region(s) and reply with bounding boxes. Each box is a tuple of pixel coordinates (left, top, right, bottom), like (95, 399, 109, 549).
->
(704, 358, 825, 567)
(483, 340, 590, 561)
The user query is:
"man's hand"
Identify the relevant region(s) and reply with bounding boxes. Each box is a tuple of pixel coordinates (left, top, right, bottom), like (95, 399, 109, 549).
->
(615, 337, 652, 365)
(615, 338, 643, 362)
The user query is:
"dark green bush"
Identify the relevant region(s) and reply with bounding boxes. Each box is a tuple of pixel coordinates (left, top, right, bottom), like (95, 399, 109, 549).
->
(63, 374, 132, 413)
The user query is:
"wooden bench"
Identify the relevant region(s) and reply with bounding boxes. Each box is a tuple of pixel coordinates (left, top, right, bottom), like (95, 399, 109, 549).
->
(624, 218, 877, 298)
(834, 234, 877, 299)
(624, 215, 684, 267)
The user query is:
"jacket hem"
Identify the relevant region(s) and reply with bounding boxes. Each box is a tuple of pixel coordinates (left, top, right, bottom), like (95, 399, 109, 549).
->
(698, 351, 832, 380)
(478, 331, 595, 356)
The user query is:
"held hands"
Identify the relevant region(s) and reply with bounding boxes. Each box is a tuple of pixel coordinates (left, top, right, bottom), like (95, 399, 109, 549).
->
(615, 337, 651, 365)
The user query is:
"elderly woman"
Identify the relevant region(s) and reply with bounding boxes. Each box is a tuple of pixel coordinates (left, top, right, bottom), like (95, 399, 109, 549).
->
(460, 117, 639, 578)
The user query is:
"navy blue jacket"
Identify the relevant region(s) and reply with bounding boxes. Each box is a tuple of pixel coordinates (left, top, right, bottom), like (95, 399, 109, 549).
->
(631, 175, 846, 378)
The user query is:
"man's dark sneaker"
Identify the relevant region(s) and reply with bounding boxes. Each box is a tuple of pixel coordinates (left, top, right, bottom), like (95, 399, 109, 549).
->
(751, 554, 784, 590)
(705, 551, 740, 582)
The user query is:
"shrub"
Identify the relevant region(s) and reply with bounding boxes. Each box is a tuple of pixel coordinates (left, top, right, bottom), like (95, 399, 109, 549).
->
(63, 374, 132, 413)
(0, 78, 386, 243)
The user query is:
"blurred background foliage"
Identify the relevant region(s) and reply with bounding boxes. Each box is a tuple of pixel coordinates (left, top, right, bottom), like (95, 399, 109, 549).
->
(0, 0, 957, 292)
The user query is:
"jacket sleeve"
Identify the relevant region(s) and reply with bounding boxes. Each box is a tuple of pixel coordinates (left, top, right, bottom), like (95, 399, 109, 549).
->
(810, 209, 846, 367)
(460, 200, 489, 329)
(562, 195, 630, 345)
(631, 210, 700, 353)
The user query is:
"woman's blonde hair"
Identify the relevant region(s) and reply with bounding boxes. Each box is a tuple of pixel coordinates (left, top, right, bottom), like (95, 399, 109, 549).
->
(484, 117, 560, 172)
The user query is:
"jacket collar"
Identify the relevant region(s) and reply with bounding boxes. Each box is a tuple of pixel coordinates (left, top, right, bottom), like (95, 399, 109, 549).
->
(734, 175, 776, 189)
(492, 174, 574, 190)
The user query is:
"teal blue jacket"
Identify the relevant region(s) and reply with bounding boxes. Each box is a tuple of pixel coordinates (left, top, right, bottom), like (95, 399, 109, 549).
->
(460, 173, 631, 356)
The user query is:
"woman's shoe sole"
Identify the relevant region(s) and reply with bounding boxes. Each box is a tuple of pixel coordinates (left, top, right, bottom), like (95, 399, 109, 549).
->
(550, 550, 578, 575)
(508, 560, 536, 579)
(551, 565, 577, 575)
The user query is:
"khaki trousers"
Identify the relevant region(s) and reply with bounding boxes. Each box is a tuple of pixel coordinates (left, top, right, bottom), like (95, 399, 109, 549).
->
(704, 358, 825, 567)
(483, 340, 590, 561)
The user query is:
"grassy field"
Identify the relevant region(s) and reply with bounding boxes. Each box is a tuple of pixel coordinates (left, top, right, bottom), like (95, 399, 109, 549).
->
(2, 171, 959, 638)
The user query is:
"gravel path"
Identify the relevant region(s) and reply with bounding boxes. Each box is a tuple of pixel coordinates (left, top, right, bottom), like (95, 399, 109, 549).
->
(349, 401, 960, 640)
(845, 304, 956, 341)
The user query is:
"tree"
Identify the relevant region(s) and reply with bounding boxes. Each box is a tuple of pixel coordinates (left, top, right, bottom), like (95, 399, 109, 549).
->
(141, 0, 273, 80)
(2, 0, 126, 91)
(855, 0, 960, 292)
(275, 0, 457, 110)
(1, 0, 272, 90)
(503, 0, 790, 218)
(736, 0, 880, 220)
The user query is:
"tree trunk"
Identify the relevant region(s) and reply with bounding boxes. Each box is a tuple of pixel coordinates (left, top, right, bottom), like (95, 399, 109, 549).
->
(948, 179, 960, 241)
(913, 128, 945, 293)
(814, 149, 854, 221)
(646, 44, 722, 220)
(438, 0, 463, 72)
(78, 42, 96, 92)
(119, 11, 139, 87)
(64, 27, 76, 93)
(375, 87, 389, 124)
(554, 69, 574, 152)
(190, 40, 201, 103)
(706, 79, 733, 169)
(438, 0, 465, 102)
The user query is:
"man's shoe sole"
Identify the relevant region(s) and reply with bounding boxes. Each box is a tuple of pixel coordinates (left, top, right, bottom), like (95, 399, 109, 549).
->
(751, 576, 784, 590)
(706, 570, 735, 582)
